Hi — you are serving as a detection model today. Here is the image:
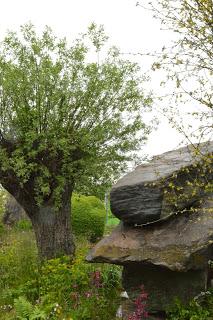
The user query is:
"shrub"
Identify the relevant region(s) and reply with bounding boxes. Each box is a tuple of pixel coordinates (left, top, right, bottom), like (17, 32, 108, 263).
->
(71, 194, 106, 242)
(14, 296, 46, 320)
(0, 195, 120, 319)
(167, 294, 213, 320)
(0, 230, 122, 320)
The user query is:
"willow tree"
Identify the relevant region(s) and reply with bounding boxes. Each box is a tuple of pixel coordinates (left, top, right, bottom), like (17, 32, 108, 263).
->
(0, 24, 151, 259)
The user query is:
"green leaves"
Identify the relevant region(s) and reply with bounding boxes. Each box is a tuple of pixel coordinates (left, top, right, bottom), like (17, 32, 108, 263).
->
(14, 296, 47, 320)
(0, 23, 151, 205)
(87, 22, 109, 52)
(143, 0, 213, 108)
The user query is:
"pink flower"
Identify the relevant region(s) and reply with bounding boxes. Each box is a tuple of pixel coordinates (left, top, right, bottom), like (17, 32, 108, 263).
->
(143, 311, 149, 318)
(140, 292, 148, 299)
(84, 291, 93, 298)
(90, 270, 103, 288)
(127, 284, 149, 320)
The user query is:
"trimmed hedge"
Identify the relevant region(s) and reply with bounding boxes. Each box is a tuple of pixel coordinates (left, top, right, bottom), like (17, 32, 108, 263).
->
(71, 194, 106, 242)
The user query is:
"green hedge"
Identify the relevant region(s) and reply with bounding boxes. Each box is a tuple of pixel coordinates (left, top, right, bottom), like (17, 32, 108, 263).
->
(71, 194, 106, 242)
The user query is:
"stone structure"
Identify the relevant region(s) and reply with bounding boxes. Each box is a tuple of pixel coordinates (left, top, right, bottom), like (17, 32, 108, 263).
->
(87, 142, 213, 319)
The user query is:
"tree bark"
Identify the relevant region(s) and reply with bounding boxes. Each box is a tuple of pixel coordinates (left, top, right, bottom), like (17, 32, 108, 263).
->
(30, 187, 75, 260)
(0, 135, 76, 260)
(1, 161, 75, 260)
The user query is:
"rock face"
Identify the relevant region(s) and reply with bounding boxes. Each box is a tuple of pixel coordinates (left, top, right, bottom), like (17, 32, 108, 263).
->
(122, 265, 207, 315)
(87, 142, 213, 317)
(110, 141, 213, 225)
(2, 194, 27, 225)
(88, 196, 213, 314)
(87, 196, 213, 271)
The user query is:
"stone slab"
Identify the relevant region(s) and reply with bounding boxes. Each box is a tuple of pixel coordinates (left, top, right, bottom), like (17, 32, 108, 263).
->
(87, 197, 213, 271)
(110, 141, 213, 224)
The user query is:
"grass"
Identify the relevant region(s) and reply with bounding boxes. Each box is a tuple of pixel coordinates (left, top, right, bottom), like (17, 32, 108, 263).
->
(0, 227, 122, 320)
(0, 216, 213, 320)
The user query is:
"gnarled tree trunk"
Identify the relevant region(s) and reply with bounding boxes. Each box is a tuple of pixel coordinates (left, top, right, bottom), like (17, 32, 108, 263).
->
(1, 177, 75, 260)
(30, 187, 75, 260)
(0, 135, 76, 260)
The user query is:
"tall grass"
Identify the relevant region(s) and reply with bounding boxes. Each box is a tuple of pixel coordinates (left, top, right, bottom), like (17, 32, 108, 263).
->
(0, 228, 122, 320)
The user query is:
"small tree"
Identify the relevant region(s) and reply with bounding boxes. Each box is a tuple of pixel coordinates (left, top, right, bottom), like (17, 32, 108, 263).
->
(0, 23, 151, 259)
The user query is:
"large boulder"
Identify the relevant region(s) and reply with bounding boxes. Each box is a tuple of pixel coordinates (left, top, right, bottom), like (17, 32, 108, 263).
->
(87, 196, 213, 271)
(110, 141, 213, 225)
(87, 196, 213, 313)
(88, 142, 213, 317)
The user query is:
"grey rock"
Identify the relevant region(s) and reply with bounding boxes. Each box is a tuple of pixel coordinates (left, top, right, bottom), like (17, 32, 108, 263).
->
(110, 141, 213, 224)
(87, 196, 213, 313)
(87, 196, 213, 272)
(122, 264, 207, 313)
(2, 194, 27, 225)
(88, 142, 213, 315)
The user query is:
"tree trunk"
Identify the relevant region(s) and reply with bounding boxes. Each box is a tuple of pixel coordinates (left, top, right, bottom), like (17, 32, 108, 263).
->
(1, 175, 75, 260)
(30, 187, 75, 260)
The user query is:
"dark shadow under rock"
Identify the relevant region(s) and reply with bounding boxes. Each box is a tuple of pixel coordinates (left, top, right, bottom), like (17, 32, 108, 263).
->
(122, 263, 206, 313)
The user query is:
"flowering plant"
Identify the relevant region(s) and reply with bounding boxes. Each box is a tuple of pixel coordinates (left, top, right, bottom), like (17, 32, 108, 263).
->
(128, 285, 149, 320)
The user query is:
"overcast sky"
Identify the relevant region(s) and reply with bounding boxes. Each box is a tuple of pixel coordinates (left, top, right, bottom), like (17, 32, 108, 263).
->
(0, 0, 194, 157)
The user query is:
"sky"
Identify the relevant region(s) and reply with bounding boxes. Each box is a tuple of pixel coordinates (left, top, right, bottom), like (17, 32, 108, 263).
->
(0, 0, 197, 157)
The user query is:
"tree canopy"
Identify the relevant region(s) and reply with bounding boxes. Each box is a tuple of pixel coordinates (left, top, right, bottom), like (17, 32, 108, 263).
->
(0, 23, 151, 204)
(0, 23, 151, 258)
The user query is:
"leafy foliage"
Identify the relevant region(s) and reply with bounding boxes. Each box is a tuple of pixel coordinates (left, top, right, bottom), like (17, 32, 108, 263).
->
(167, 294, 213, 320)
(0, 22, 151, 206)
(14, 296, 46, 320)
(0, 22, 152, 259)
(71, 194, 105, 241)
(0, 229, 122, 320)
(0, 224, 213, 319)
(14, 296, 34, 319)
